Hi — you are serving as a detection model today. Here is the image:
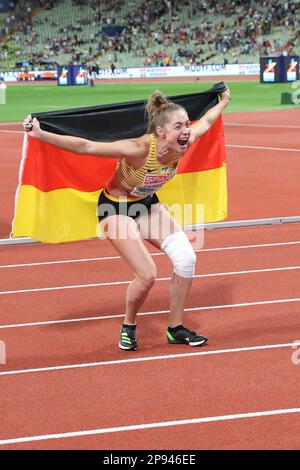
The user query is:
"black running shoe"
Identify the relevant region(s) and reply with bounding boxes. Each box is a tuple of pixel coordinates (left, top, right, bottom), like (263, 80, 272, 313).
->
(166, 325, 208, 347)
(119, 324, 138, 351)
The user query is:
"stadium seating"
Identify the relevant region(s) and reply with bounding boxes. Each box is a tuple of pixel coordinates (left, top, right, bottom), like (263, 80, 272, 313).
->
(0, 0, 299, 71)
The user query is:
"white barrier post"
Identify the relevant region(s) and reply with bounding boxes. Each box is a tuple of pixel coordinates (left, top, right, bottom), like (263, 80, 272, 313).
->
(0, 83, 7, 105)
(0, 340, 6, 365)
(292, 80, 300, 105)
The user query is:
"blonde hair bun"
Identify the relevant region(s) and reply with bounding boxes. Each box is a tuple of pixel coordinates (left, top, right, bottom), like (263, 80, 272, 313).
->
(145, 90, 184, 134)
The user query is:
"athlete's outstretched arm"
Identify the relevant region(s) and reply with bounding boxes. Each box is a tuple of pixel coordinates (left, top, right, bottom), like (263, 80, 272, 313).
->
(23, 116, 145, 159)
(189, 87, 230, 142)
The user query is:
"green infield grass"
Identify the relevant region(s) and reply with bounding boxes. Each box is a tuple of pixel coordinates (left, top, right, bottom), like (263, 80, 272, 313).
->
(0, 79, 298, 122)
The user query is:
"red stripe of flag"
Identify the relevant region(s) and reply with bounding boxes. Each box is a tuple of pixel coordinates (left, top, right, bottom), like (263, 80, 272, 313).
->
(22, 117, 224, 192)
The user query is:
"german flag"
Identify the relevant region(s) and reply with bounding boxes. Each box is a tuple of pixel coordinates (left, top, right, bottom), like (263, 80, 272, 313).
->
(11, 84, 227, 243)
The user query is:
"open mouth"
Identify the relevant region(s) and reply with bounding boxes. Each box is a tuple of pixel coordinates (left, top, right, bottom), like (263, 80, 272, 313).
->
(177, 137, 189, 149)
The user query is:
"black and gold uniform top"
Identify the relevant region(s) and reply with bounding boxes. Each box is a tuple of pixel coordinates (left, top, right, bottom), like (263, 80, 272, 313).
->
(115, 134, 182, 198)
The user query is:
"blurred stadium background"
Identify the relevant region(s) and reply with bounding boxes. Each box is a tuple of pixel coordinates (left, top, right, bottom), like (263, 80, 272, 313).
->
(0, 0, 299, 71)
(0, 0, 299, 122)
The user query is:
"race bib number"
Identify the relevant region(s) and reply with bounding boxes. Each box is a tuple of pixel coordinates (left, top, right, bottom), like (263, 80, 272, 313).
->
(130, 171, 176, 197)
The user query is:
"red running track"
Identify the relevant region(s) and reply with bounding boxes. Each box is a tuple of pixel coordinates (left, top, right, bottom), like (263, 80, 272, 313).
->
(1, 224, 300, 449)
(1, 109, 300, 449)
(1, 109, 300, 238)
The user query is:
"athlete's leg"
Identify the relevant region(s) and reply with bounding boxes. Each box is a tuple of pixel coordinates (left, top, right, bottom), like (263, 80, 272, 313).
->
(138, 204, 194, 328)
(101, 215, 157, 326)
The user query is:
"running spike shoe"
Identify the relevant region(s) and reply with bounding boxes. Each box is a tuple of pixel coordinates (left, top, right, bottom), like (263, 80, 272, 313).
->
(119, 324, 138, 351)
(166, 325, 208, 347)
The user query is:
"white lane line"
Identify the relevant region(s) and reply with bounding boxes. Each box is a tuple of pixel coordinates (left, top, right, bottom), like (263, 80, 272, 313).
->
(0, 130, 23, 134)
(1, 406, 300, 446)
(225, 123, 300, 129)
(0, 121, 21, 126)
(1, 240, 300, 269)
(226, 144, 300, 152)
(1, 296, 300, 330)
(1, 265, 300, 296)
(0, 255, 121, 269)
(0, 341, 299, 377)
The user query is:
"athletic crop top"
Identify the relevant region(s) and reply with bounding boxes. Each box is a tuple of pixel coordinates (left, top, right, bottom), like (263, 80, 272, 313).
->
(115, 134, 182, 198)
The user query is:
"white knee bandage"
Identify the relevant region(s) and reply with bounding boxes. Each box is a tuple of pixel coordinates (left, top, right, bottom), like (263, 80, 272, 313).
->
(160, 231, 196, 278)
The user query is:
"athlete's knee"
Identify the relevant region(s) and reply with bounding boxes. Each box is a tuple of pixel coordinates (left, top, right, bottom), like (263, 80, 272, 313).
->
(160, 231, 196, 278)
(137, 264, 157, 290)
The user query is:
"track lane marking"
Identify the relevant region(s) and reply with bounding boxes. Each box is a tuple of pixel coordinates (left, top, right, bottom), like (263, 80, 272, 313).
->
(1, 240, 300, 269)
(1, 296, 300, 330)
(225, 123, 300, 129)
(0, 342, 299, 377)
(226, 144, 300, 152)
(0, 130, 23, 134)
(0, 406, 300, 446)
(0, 122, 21, 126)
(1, 265, 300, 296)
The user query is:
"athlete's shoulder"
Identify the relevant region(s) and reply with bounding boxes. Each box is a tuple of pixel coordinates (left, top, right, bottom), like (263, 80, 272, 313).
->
(135, 133, 152, 148)
(124, 134, 151, 163)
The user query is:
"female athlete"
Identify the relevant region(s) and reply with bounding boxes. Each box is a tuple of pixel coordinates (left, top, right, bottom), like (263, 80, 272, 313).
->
(24, 86, 230, 351)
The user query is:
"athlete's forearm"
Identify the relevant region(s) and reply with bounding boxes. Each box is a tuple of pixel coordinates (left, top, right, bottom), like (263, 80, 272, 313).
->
(34, 128, 92, 154)
(190, 86, 230, 140)
(204, 98, 229, 126)
(25, 117, 143, 159)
